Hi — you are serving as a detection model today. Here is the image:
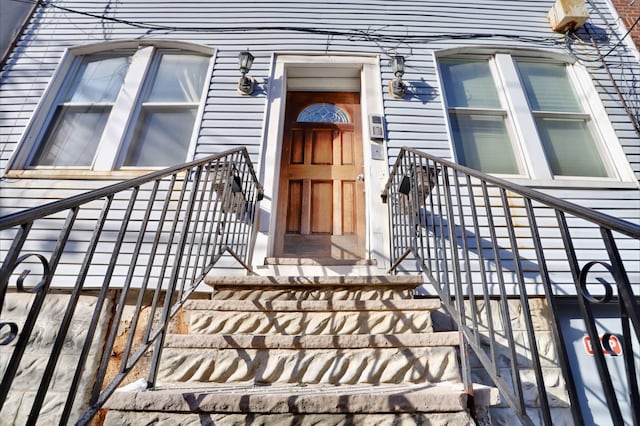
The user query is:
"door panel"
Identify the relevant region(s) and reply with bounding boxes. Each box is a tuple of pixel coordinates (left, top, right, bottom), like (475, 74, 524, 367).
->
(276, 92, 365, 259)
(342, 181, 356, 234)
(310, 181, 332, 233)
(286, 180, 302, 233)
(311, 130, 333, 164)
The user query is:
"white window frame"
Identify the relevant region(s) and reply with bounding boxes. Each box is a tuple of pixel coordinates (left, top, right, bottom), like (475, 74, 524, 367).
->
(440, 54, 528, 178)
(435, 48, 637, 186)
(6, 40, 214, 177)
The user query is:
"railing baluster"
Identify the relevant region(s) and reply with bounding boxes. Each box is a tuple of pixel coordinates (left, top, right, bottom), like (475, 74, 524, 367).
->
(148, 165, 203, 389)
(0, 222, 32, 306)
(524, 198, 585, 426)
(453, 171, 478, 341)
(599, 227, 640, 426)
(60, 196, 114, 424)
(180, 165, 210, 300)
(500, 189, 552, 426)
(6, 207, 78, 424)
(433, 163, 448, 299)
(120, 180, 162, 371)
(141, 175, 178, 346)
(201, 159, 223, 273)
(480, 181, 527, 418)
(556, 211, 624, 425)
(465, 175, 498, 367)
(442, 166, 471, 393)
(89, 187, 141, 405)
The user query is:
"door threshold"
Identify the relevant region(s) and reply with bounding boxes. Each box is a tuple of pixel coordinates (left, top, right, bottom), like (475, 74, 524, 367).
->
(265, 257, 377, 266)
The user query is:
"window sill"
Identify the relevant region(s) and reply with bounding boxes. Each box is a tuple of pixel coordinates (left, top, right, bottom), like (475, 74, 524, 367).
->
(508, 177, 640, 190)
(3, 169, 164, 180)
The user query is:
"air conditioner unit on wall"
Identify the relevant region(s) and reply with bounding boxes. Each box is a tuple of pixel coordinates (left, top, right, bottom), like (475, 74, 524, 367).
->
(548, 0, 590, 32)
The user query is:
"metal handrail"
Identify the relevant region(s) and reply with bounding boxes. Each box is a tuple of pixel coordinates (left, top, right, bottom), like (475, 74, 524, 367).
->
(383, 147, 639, 426)
(383, 147, 639, 239)
(0, 147, 263, 425)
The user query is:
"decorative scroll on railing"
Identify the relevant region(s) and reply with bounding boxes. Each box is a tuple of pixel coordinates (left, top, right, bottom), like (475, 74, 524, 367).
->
(383, 147, 639, 426)
(0, 147, 263, 425)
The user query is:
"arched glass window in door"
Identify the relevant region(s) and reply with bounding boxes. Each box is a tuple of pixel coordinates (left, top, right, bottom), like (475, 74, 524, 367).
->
(297, 103, 350, 123)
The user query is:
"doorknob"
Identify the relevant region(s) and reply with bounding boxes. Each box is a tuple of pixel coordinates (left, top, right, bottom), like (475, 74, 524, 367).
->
(357, 174, 365, 181)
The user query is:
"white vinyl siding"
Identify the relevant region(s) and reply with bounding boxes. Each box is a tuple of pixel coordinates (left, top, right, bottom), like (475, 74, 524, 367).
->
(0, 0, 637, 294)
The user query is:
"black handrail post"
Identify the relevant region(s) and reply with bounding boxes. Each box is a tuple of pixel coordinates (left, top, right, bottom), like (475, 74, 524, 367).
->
(557, 211, 624, 424)
(499, 188, 552, 425)
(147, 165, 203, 389)
(524, 198, 586, 426)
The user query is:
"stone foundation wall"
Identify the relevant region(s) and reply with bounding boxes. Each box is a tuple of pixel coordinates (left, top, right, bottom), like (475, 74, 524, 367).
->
(462, 298, 573, 425)
(1, 291, 114, 425)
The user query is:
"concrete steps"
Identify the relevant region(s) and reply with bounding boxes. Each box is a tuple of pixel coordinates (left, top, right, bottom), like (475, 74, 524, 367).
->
(184, 299, 438, 335)
(206, 275, 420, 300)
(104, 275, 493, 425)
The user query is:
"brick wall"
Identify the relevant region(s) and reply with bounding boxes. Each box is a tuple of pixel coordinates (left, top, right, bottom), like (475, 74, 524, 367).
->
(610, 0, 640, 48)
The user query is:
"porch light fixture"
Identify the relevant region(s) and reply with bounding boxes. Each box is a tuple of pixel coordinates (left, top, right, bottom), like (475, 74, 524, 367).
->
(238, 50, 255, 95)
(389, 55, 406, 99)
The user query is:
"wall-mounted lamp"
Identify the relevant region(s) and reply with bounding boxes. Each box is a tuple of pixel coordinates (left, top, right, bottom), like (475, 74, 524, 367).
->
(388, 55, 406, 99)
(238, 51, 255, 95)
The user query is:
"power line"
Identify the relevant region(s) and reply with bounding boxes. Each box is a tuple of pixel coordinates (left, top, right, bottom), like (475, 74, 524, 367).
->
(18, 0, 562, 48)
(599, 15, 640, 59)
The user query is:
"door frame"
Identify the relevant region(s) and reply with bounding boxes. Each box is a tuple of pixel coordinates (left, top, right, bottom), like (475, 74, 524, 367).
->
(275, 91, 365, 259)
(254, 53, 390, 268)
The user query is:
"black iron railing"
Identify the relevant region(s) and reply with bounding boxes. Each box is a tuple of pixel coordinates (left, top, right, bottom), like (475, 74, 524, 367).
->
(0, 147, 263, 425)
(383, 147, 639, 426)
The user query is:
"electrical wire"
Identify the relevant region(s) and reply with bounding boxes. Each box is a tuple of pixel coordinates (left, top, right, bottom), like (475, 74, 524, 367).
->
(9, 0, 563, 48)
(598, 15, 640, 59)
(587, 24, 640, 133)
(6, 0, 635, 52)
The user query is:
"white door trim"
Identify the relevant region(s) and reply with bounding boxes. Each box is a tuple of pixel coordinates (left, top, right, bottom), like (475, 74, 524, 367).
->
(253, 53, 389, 270)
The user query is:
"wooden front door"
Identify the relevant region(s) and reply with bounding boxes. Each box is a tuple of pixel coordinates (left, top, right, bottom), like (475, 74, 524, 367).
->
(275, 92, 365, 259)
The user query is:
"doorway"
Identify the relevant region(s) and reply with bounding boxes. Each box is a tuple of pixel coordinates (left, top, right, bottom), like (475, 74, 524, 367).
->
(274, 91, 365, 260)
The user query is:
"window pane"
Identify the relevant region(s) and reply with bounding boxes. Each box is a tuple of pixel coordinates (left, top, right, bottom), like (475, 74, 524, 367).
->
(30, 107, 108, 166)
(67, 55, 130, 103)
(517, 62, 582, 113)
(297, 103, 350, 123)
(536, 118, 608, 177)
(124, 109, 197, 167)
(450, 113, 519, 174)
(146, 54, 210, 102)
(440, 59, 501, 108)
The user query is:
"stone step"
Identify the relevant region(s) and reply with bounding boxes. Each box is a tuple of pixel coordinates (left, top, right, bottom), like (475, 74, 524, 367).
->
(104, 382, 476, 416)
(181, 299, 441, 335)
(183, 299, 442, 311)
(157, 344, 461, 385)
(165, 332, 460, 349)
(104, 412, 475, 426)
(255, 257, 382, 277)
(104, 382, 500, 425)
(205, 275, 422, 300)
